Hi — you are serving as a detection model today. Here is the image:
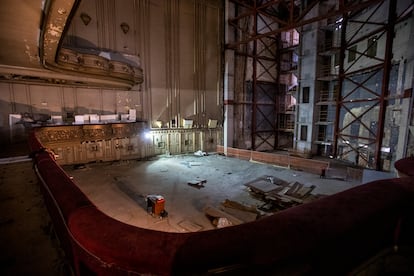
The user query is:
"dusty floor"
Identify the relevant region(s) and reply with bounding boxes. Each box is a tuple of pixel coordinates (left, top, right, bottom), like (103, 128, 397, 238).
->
(64, 153, 359, 232)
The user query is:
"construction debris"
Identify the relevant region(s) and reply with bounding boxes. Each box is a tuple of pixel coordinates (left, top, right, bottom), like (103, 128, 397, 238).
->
(204, 176, 319, 228)
(194, 150, 207, 156)
(221, 199, 258, 214)
(245, 176, 317, 212)
(187, 179, 207, 189)
(245, 179, 282, 194)
(203, 199, 259, 228)
(204, 205, 243, 227)
(216, 218, 232, 228)
(219, 206, 257, 223)
(178, 220, 203, 232)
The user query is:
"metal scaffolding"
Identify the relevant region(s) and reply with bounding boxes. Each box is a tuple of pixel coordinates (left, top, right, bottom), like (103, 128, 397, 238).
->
(333, 0, 413, 170)
(226, 0, 412, 170)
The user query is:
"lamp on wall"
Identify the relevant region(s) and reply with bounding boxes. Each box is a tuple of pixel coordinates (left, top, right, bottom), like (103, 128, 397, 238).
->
(155, 121, 162, 128)
(120, 22, 130, 34)
(80, 13, 91, 26)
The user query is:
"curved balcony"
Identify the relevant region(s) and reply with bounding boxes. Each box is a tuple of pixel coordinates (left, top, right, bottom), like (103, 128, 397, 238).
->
(28, 125, 414, 275)
(40, 0, 143, 89)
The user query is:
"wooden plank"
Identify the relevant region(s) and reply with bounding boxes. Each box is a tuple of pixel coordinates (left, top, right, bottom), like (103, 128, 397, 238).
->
(204, 205, 243, 225)
(245, 179, 279, 194)
(219, 206, 258, 223)
(178, 220, 203, 232)
(221, 199, 258, 213)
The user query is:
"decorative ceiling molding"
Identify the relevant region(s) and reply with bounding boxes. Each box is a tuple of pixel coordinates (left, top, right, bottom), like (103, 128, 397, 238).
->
(39, 0, 143, 89)
(0, 65, 138, 89)
(80, 12, 92, 26)
(120, 22, 130, 34)
(57, 47, 143, 84)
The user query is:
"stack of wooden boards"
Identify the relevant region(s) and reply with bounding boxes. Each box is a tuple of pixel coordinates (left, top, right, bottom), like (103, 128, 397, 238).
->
(245, 176, 317, 211)
(204, 176, 319, 228)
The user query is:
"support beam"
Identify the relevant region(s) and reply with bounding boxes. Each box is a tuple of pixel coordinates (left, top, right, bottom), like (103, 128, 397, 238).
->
(374, 0, 397, 170)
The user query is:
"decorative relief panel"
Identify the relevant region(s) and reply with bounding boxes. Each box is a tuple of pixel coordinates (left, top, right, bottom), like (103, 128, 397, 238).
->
(112, 124, 131, 138)
(109, 61, 135, 82)
(36, 126, 84, 143)
(36, 122, 146, 145)
(35, 123, 222, 165)
(80, 53, 110, 75)
(57, 48, 143, 86)
(58, 48, 82, 69)
(83, 125, 112, 141)
(112, 122, 146, 138)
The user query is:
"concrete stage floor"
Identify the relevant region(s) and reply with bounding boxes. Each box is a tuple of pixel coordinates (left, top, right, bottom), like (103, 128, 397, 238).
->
(63, 153, 360, 233)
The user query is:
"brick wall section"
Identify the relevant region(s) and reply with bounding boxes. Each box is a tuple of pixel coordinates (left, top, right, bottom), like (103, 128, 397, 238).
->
(217, 145, 329, 175)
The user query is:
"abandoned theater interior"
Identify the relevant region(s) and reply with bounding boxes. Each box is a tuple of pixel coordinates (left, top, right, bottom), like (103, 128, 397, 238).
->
(1, 0, 414, 275)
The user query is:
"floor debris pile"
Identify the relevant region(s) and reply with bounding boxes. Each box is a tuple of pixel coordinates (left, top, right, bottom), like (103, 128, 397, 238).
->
(204, 175, 321, 228)
(187, 179, 207, 189)
(246, 176, 318, 212)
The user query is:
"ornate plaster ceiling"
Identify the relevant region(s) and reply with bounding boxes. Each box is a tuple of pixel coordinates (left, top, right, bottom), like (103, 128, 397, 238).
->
(0, 0, 142, 89)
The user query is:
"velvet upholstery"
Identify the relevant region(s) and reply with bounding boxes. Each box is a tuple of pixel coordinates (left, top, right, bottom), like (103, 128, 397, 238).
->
(395, 157, 414, 177)
(68, 206, 191, 275)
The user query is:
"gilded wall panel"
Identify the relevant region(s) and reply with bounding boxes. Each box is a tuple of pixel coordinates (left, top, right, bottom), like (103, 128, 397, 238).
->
(112, 123, 142, 138)
(83, 124, 112, 141)
(36, 126, 84, 143)
(35, 123, 222, 165)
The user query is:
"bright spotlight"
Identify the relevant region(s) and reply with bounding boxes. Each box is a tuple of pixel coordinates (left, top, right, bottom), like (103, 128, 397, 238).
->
(144, 131, 152, 140)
